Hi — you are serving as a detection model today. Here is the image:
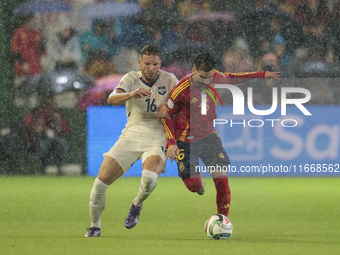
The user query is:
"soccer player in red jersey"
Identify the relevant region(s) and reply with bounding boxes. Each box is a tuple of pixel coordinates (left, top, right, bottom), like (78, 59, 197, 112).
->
(160, 52, 280, 217)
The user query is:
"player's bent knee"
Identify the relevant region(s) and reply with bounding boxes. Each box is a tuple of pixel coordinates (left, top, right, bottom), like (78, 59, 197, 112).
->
(143, 156, 164, 174)
(98, 156, 124, 185)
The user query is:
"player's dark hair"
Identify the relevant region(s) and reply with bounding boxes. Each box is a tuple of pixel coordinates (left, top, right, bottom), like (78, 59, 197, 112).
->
(140, 45, 161, 58)
(193, 52, 216, 72)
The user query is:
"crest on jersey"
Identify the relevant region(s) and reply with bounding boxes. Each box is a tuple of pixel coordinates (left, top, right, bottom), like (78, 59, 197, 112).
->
(158, 86, 166, 95)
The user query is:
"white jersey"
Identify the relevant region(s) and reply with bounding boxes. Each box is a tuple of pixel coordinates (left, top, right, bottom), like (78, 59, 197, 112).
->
(116, 69, 178, 143)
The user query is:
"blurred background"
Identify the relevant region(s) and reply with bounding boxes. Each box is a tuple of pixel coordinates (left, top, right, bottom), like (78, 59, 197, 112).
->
(1, 0, 340, 175)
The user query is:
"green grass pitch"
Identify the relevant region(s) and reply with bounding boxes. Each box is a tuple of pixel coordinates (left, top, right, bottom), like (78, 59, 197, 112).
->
(1, 176, 339, 255)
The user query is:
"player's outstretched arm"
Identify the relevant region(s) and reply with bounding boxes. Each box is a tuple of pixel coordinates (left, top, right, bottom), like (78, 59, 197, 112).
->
(265, 71, 280, 79)
(158, 103, 171, 122)
(167, 145, 179, 163)
(107, 87, 152, 105)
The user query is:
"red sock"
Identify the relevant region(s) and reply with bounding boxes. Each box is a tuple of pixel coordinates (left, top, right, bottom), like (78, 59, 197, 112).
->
(183, 177, 202, 193)
(213, 176, 231, 216)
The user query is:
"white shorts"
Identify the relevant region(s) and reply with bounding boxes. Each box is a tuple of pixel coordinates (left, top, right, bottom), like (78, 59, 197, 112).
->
(103, 137, 166, 173)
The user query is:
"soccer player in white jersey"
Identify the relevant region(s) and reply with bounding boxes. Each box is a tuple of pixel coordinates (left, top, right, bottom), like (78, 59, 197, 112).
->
(84, 45, 178, 237)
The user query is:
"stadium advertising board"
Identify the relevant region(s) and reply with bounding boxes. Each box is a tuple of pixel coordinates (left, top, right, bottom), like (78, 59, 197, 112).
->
(87, 106, 339, 177)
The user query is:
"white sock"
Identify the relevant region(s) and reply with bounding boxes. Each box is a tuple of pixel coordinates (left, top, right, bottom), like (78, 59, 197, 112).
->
(133, 170, 158, 207)
(89, 178, 109, 229)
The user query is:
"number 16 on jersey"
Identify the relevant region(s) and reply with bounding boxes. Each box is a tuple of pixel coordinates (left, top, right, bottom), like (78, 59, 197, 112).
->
(145, 98, 157, 112)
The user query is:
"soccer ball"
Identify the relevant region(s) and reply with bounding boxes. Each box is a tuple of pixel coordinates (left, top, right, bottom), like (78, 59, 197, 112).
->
(204, 214, 233, 240)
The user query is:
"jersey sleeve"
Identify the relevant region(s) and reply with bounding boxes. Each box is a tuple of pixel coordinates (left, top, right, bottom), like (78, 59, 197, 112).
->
(163, 117, 176, 147)
(223, 71, 266, 78)
(219, 71, 266, 84)
(115, 74, 135, 93)
(171, 74, 179, 88)
(165, 73, 179, 95)
(162, 85, 183, 147)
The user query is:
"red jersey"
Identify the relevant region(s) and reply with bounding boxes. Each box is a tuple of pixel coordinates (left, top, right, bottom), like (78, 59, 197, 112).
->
(163, 70, 266, 147)
(11, 27, 43, 76)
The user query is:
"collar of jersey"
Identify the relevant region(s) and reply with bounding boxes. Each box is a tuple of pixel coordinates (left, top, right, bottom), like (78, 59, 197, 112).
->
(140, 74, 159, 88)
